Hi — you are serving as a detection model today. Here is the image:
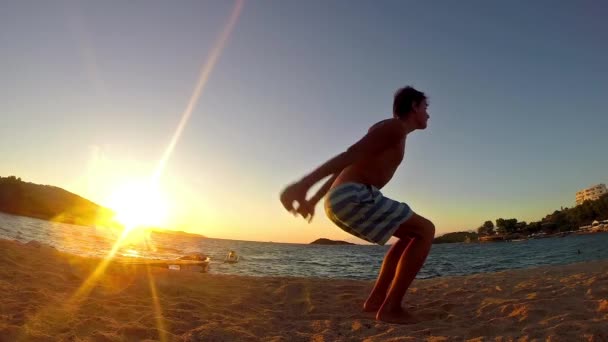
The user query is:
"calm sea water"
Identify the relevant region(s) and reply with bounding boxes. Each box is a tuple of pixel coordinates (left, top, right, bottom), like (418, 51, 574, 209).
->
(1, 212, 607, 280)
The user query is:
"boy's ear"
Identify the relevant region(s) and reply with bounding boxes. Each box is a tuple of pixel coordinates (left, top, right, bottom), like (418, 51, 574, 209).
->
(411, 101, 422, 113)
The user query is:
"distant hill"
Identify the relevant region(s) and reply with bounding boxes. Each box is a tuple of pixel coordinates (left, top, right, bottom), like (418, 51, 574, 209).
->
(433, 231, 478, 244)
(148, 228, 206, 239)
(310, 238, 355, 245)
(0, 175, 114, 227)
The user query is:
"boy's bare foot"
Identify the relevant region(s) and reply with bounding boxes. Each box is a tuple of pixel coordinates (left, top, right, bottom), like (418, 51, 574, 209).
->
(362, 292, 385, 312)
(376, 304, 419, 324)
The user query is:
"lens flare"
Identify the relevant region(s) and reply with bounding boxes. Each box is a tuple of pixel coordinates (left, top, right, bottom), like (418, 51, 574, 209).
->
(49, 3, 247, 341)
(105, 180, 168, 230)
(153, 0, 245, 182)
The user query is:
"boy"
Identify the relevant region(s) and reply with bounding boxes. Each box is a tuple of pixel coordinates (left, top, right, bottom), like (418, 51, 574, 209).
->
(280, 86, 435, 324)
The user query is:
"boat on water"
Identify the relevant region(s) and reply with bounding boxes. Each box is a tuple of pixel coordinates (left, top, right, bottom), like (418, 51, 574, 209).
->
(119, 255, 211, 273)
(479, 235, 505, 242)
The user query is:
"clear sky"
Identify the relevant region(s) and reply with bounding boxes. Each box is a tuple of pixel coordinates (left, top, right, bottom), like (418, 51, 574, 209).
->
(1, 1, 607, 243)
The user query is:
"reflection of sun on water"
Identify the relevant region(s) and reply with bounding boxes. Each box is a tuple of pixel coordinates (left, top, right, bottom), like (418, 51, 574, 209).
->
(122, 248, 141, 258)
(104, 180, 169, 234)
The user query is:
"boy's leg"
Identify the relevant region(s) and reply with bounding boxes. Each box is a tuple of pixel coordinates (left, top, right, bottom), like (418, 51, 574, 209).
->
(376, 213, 435, 323)
(363, 237, 411, 311)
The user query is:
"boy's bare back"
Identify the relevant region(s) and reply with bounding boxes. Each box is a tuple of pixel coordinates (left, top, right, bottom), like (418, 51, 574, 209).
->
(333, 118, 408, 190)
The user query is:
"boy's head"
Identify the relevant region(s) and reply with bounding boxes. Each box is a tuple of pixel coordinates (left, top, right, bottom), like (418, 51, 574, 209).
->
(393, 86, 429, 129)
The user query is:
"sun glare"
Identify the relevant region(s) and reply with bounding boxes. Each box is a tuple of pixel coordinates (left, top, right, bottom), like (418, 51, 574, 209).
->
(105, 180, 169, 230)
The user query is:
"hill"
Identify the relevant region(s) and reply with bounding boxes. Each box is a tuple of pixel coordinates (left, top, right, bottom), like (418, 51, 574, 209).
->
(148, 228, 206, 239)
(0, 176, 114, 227)
(310, 238, 355, 245)
(433, 231, 478, 244)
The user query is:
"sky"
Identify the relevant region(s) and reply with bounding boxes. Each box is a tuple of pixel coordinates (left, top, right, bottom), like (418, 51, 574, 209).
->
(1, 0, 607, 244)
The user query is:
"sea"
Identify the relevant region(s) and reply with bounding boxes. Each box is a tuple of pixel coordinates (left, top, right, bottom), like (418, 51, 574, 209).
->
(1, 212, 607, 280)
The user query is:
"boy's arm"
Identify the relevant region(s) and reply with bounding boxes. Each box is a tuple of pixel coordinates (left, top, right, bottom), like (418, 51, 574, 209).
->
(280, 120, 404, 215)
(309, 173, 338, 206)
(296, 173, 339, 222)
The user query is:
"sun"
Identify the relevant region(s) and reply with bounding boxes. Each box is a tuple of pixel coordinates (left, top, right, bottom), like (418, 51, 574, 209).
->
(104, 180, 169, 230)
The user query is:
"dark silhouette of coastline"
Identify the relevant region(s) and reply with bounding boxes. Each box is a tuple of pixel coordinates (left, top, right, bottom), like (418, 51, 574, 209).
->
(0, 175, 114, 227)
(310, 238, 355, 245)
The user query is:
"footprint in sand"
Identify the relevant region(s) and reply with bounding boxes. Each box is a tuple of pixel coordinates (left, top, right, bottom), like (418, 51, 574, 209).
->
(440, 303, 457, 311)
(416, 308, 450, 321)
(277, 283, 315, 316)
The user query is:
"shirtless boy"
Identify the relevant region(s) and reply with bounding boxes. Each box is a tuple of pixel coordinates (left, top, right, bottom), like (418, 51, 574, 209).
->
(280, 86, 435, 324)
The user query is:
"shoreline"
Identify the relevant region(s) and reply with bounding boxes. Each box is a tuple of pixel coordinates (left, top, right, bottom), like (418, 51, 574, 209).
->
(4, 235, 607, 282)
(1, 238, 607, 340)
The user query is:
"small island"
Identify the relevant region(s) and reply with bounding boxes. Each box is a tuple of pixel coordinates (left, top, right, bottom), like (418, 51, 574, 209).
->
(148, 229, 206, 239)
(310, 238, 355, 245)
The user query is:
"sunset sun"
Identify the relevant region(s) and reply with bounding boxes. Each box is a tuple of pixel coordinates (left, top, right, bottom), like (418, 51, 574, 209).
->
(105, 180, 169, 230)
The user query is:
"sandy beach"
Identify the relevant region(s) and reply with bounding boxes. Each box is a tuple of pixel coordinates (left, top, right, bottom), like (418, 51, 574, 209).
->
(0, 239, 606, 341)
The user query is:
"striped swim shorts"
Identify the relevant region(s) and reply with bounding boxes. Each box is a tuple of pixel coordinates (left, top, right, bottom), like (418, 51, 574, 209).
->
(324, 183, 414, 245)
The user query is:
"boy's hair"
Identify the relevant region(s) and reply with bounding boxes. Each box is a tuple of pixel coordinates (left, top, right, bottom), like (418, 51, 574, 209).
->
(393, 86, 427, 118)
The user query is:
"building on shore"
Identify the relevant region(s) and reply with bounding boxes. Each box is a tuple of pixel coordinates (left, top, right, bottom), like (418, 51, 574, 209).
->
(575, 184, 607, 206)
(579, 220, 608, 232)
(479, 235, 505, 242)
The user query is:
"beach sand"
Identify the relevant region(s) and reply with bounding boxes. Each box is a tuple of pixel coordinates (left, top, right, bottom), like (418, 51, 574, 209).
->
(0, 239, 606, 341)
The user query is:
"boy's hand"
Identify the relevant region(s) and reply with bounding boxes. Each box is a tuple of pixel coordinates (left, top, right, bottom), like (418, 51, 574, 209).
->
(296, 201, 315, 223)
(280, 182, 314, 222)
(280, 182, 307, 215)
